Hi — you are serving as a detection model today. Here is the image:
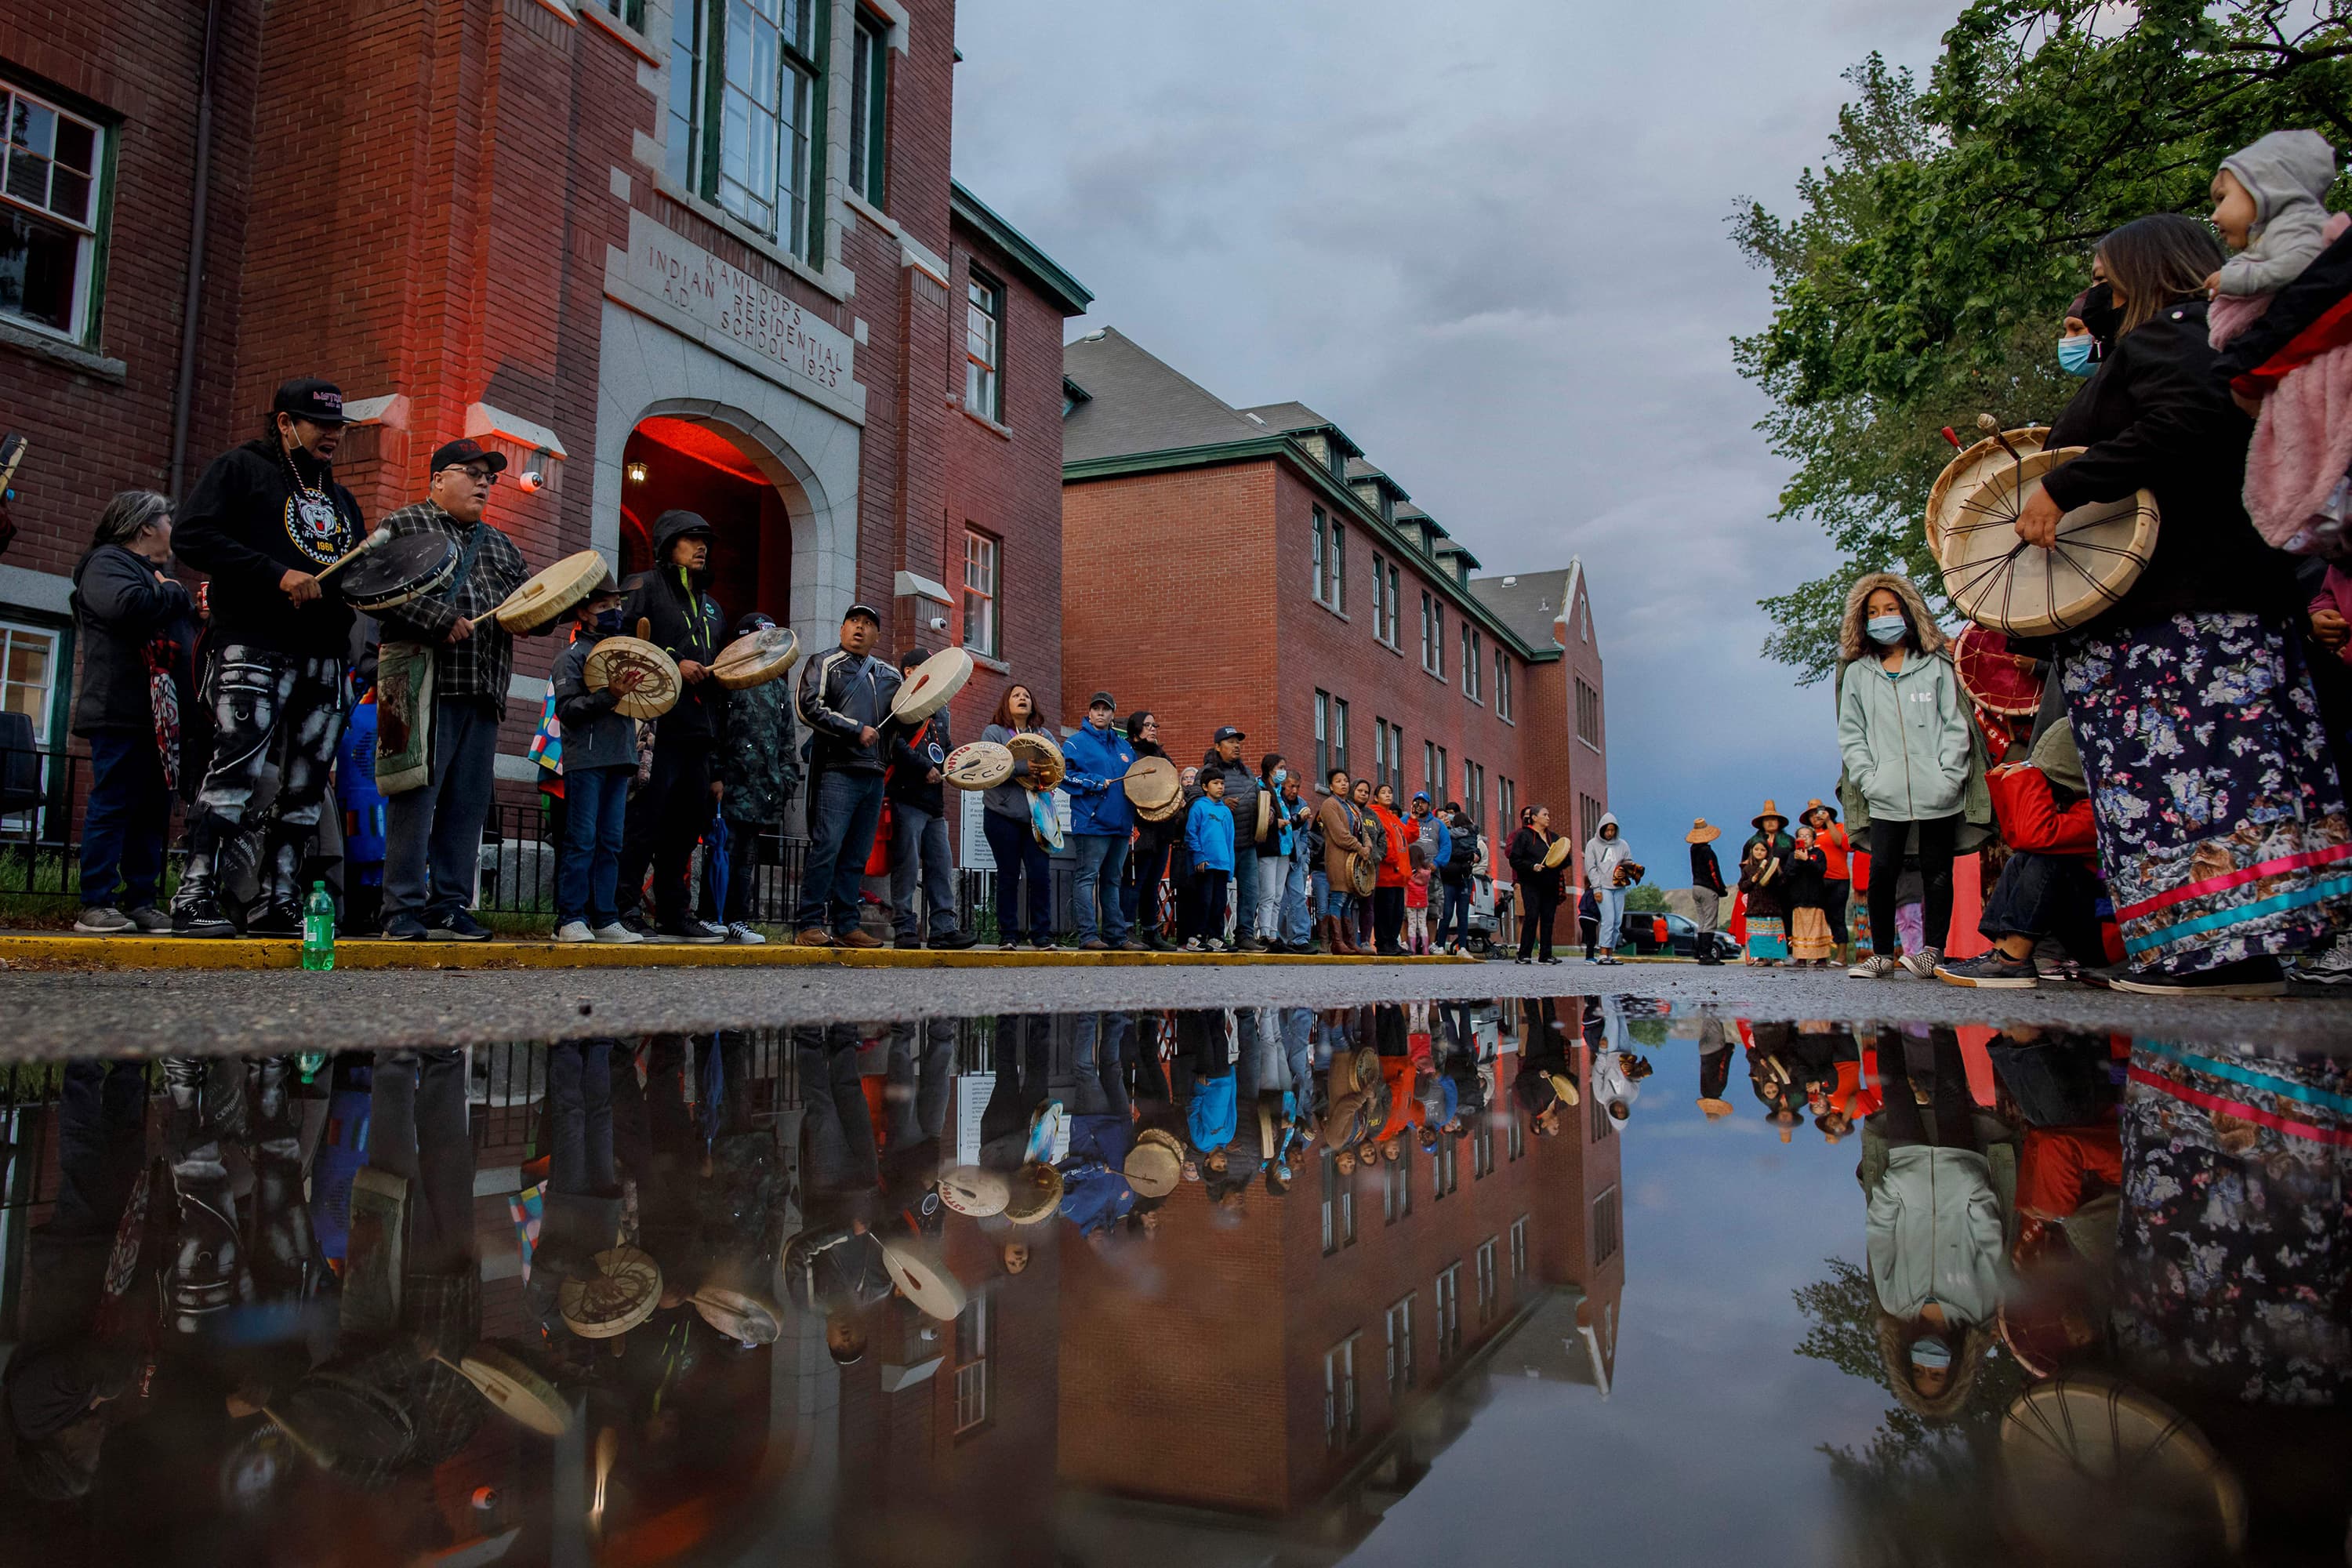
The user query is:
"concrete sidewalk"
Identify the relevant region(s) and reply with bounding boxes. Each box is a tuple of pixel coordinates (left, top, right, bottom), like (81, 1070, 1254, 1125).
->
(0, 931, 1478, 972)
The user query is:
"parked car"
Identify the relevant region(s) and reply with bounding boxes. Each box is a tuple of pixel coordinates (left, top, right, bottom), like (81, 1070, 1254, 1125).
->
(1620, 909, 1737, 960)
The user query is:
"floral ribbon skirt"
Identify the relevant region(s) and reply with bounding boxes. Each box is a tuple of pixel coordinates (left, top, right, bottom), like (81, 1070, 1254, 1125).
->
(2063, 612, 2352, 976)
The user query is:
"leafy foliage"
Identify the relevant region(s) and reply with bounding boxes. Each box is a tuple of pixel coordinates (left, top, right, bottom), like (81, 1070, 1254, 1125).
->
(1736, 2, 2352, 683)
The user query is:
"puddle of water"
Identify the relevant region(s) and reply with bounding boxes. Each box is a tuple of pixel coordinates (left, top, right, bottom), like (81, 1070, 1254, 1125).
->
(0, 1000, 2343, 1566)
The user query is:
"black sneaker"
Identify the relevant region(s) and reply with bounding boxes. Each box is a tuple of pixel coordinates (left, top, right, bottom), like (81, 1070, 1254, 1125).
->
(246, 900, 303, 938)
(125, 905, 174, 933)
(930, 931, 978, 951)
(172, 895, 235, 939)
(431, 911, 493, 942)
(893, 935, 927, 950)
(383, 913, 433, 942)
(2111, 956, 2287, 997)
(655, 917, 726, 945)
(1934, 950, 2039, 989)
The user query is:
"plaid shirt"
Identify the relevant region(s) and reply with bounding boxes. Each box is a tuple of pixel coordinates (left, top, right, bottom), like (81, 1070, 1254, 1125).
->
(372, 502, 532, 714)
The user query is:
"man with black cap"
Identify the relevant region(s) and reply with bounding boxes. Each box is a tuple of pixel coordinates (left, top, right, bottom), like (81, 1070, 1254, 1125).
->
(1063, 688, 1141, 950)
(1198, 725, 1263, 952)
(169, 378, 367, 937)
(372, 438, 534, 940)
(793, 602, 899, 946)
(617, 510, 729, 941)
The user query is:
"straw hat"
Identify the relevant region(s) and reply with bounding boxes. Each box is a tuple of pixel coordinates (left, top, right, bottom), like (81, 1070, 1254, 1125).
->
(1751, 799, 1788, 831)
(1696, 1097, 1734, 1120)
(1802, 797, 1838, 823)
(1685, 818, 1721, 844)
(1124, 1142, 1180, 1199)
(1136, 1127, 1185, 1159)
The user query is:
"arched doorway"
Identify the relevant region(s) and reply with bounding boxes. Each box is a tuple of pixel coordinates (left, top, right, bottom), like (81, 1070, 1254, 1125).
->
(619, 415, 804, 632)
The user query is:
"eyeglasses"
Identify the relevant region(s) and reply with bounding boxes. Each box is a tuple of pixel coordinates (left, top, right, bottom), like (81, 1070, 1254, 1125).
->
(440, 466, 499, 485)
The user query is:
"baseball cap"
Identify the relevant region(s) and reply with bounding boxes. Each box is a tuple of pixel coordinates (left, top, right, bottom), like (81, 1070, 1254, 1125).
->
(1213, 724, 1246, 742)
(1412, 789, 1430, 804)
(272, 378, 347, 426)
(1088, 690, 1116, 710)
(429, 437, 508, 475)
(844, 603, 882, 625)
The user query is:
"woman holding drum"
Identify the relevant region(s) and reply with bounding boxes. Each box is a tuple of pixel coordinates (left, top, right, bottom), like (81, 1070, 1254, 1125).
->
(979, 684, 1060, 949)
(2007, 214, 2346, 995)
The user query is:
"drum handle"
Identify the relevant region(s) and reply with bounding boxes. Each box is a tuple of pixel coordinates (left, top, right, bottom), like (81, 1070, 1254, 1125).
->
(313, 529, 387, 584)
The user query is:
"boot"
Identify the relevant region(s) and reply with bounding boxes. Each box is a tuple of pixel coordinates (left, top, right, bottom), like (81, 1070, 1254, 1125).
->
(1328, 916, 1362, 956)
(246, 1055, 321, 1298)
(171, 812, 239, 936)
(247, 824, 310, 938)
(165, 1057, 248, 1331)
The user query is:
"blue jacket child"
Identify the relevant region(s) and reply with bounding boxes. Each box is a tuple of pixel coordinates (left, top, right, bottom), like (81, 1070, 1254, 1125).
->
(1185, 779, 1237, 873)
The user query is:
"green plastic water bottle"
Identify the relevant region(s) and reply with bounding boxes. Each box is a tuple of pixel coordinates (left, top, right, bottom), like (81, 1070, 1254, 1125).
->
(301, 881, 336, 971)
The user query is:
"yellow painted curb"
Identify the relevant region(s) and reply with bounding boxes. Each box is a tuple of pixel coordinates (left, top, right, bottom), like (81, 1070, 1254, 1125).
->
(0, 933, 1483, 973)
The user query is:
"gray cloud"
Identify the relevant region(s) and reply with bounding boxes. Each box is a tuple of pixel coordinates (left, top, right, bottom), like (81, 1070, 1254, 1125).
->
(953, 0, 1949, 864)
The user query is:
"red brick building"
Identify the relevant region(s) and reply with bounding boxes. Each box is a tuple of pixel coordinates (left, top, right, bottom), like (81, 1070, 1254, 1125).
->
(1060, 328, 1608, 883)
(0, 0, 1085, 832)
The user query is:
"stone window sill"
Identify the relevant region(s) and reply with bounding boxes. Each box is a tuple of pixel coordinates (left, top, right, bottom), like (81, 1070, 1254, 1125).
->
(1313, 599, 1349, 624)
(0, 316, 125, 382)
(968, 649, 1011, 674)
(960, 406, 1013, 441)
(582, 3, 663, 62)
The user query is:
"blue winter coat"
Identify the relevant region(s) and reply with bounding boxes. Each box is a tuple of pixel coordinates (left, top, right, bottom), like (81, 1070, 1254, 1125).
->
(1062, 718, 1138, 836)
(1185, 793, 1236, 873)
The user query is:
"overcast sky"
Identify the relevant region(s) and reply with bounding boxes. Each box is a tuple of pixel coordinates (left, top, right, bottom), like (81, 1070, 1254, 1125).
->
(951, 0, 1955, 869)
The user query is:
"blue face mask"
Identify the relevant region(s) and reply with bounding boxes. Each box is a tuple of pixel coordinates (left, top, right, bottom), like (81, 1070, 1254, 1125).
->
(1867, 614, 1908, 646)
(1273, 768, 1287, 787)
(593, 606, 623, 635)
(2056, 333, 2097, 377)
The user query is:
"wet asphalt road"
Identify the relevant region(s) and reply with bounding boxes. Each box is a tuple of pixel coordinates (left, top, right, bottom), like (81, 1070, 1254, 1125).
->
(4, 956, 2349, 1056)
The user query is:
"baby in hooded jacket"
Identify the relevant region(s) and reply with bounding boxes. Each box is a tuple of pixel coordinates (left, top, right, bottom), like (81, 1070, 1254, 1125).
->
(2205, 129, 2338, 299)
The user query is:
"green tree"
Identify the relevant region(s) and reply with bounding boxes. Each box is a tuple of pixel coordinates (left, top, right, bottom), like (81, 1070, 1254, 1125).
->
(1736, 1, 2352, 683)
(1623, 881, 1669, 913)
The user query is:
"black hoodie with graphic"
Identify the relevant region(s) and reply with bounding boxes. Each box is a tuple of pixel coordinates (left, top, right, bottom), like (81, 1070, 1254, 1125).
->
(173, 437, 364, 657)
(621, 509, 728, 745)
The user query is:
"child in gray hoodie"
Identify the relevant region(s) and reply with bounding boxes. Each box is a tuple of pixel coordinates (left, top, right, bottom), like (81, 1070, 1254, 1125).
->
(2205, 129, 2337, 298)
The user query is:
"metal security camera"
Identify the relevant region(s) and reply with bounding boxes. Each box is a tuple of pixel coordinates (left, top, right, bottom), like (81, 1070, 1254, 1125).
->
(516, 469, 545, 495)
(928, 615, 949, 631)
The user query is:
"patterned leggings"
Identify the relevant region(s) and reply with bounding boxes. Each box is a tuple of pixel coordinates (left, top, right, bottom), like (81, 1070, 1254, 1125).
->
(176, 644, 344, 906)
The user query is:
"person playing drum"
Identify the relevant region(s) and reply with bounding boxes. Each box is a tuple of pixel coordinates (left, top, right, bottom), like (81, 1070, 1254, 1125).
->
(618, 510, 731, 942)
(1063, 689, 1142, 952)
(883, 648, 971, 949)
(978, 683, 1058, 949)
(372, 438, 535, 941)
(549, 575, 648, 944)
(701, 611, 803, 942)
(168, 378, 366, 938)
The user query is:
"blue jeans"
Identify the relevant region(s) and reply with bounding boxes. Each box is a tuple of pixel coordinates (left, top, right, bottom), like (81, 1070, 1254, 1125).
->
(1310, 868, 1330, 920)
(78, 729, 169, 908)
(1070, 832, 1129, 944)
(1437, 880, 1473, 946)
(982, 807, 1053, 941)
(1597, 887, 1627, 952)
(557, 764, 632, 926)
(1232, 848, 1258, 938)
(1280, 855, 1313, 946)
(888, 799, 959, 940)
(383, 696, 501, 924)
(795, 768, 886, 934)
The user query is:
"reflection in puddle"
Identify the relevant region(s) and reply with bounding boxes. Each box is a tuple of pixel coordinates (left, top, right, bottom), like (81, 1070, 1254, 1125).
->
(0, 1002, 2343, 1566)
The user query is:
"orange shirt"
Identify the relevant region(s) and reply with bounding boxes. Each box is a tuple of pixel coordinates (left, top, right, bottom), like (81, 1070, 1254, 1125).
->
(1815, 822, 1852, 880)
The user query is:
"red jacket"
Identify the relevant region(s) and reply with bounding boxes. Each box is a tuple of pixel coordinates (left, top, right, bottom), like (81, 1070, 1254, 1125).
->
(1370, 804, 1413, 889)
(1987, 764, 2097, 858)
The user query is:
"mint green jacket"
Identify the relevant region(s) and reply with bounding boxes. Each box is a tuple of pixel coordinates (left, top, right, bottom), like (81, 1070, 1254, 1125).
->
(1836, 651, 1972, 822)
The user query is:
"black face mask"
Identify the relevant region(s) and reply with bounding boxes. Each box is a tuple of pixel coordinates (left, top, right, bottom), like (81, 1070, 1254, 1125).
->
(593, 607, 624, 635)
(2074, 281, 2122, 349)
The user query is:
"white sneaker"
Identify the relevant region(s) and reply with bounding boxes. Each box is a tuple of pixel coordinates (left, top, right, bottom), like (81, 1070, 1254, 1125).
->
(1182, 937, 1203, 951)
(1205, 938, 1227, 953)
(593, 922, 645, 945)
(2292, 934, 2352, 985)
(1847, 954, 1902, 978)
(1900, 947, 1942, 978)
(725, 922, 767, 945)
(554, 920, 593, 943)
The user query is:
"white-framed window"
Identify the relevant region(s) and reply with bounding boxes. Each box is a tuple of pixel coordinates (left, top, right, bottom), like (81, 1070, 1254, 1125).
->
(962, 528, 1000, 658)
(1592, 1184, 1621, 1265)
(953, 1291, 991, 1433)
(1463, 760, 1485, 843)
(1497, 776, 1515, 848)
(1577, 676, 1603, 747)
(1509, 1214, 1530, 1278)
(1494, 650, 1513, 720)
(1383, 1142, 1414, 1222)
(1321, 1148, 1356, 1252)
(1384, 561, 1401, 645)
(1374, 719, 1401, 796)
(1315, 690, 1331, 785)
(2, 82, 106, 343)
(1423, 742, 1447, 807)
(1329, 519, 1345, 611)
(667, 0, 821, 252)
(1581, 793, 1604, 848)
(1475, 1238, 1499, 1325)
(848, 9, 890, 209)
(1418, 591, 1433, 671)
(1332, 696, 1349, 779)
(1471, 1116, 1494, 1179)
(965, 270, 1004, 421)
(1506, 1101, 1526, 1161)
(1385, 1296, 1415, 1393)
(1385, 722, 1401, 797)
(1434, 1264, 1461, 1359)
(0, 620, 57, 742)
(1323, 1335, 1359, 1450)
(1461, 625, 1482, 701)
(1430, 1132, 1457, 1200)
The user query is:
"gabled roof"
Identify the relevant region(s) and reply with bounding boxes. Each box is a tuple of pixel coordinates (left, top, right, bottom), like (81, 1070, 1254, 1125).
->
(949, 182, 1093, 318)
(1061, 327, 1267, 464)
(1470, 561, 1595, 654)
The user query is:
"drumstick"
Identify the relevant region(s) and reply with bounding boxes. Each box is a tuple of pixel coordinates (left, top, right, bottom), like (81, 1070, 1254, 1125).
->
(637, 617, 652, 641)
(311, 529, 386, 584)
(1976, 413, 2024, 463)
(1940, 426, 1962, 450)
